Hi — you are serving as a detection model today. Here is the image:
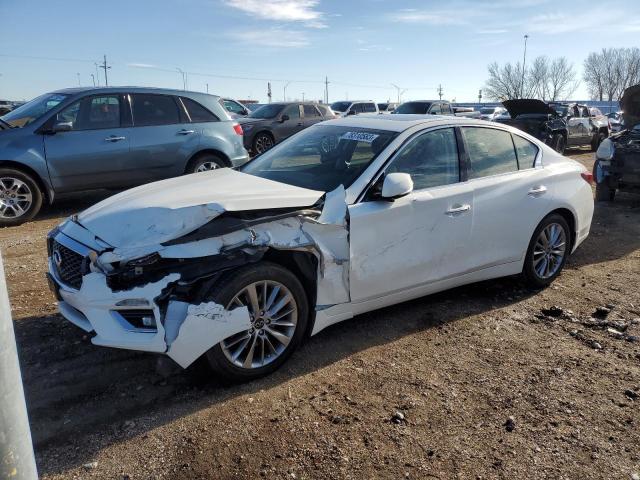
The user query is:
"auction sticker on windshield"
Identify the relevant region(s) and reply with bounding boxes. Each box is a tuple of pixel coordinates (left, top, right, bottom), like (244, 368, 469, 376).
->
(340, 132, 380, 143)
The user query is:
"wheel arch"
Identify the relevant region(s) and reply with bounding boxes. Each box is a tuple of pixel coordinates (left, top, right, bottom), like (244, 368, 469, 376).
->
(184, 149, 232, 173)
(546, 207, 576, 252)
(0, 160, 53, 203)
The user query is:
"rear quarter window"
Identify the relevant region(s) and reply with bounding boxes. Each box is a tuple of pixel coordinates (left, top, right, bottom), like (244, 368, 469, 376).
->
(181, 97, 218, 122)
(512, 135, 539, 168)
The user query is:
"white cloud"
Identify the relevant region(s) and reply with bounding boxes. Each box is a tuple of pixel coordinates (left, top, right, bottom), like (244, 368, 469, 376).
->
(391, 8, 471, 25)
(526, 8, 624, 34)
(127, 63, 158, 69)
(476, 29, 509, 35)
(229, 28, 309, 48)
(223, 0, 326, 27)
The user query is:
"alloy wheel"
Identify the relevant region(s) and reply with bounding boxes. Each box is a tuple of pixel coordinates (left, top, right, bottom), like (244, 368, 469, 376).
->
(221, 280, 298, 369)
(532, 223, 567, 279)
(0, 177, 33, 219)
(195, 161, 219, 172)
(254, 135, 274, 154)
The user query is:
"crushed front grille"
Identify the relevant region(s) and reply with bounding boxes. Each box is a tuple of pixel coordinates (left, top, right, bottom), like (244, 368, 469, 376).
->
(52, 240, 86, 289)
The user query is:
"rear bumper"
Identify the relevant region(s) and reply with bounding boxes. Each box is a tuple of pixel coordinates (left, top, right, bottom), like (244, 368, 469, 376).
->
(230, 152, 250, 168)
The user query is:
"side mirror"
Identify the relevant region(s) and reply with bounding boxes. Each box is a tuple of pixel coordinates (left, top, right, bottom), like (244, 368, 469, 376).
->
(347, 109, 356, 116)
(53, 121, 73, 133)
(280, 114, 290, 123)
(381, 173, 413, 200)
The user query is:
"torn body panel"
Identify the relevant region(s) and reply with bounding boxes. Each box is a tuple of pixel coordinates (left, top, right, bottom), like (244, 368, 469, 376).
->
(50, 185, 351, 369)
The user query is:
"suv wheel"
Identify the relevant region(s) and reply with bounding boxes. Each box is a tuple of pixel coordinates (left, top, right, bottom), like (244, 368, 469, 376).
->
(203, 262, 309, 382)
(188, 153, 226, 173)
(553, 134, 566, 154)
(0, 168, 43, 227)
(523, 214, 571, 288)
(253, 133, 274, 155)
(591, 131, 607, 152)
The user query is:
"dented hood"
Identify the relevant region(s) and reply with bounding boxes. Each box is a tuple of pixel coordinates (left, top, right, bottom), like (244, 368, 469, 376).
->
(621, 84, 640, 128)
(502, 99, 557, 118)
(77, 169, 324, 248)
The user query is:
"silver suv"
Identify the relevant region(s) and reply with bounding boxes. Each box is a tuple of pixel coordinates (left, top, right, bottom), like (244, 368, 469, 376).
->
(0, 87, 249, 226)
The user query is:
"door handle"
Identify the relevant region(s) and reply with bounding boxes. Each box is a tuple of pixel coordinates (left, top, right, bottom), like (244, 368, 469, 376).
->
(104, 135, 126, 142)
(178, 129, 195, 135)
(445, 204, 471, 215)
(528, 185, 547, 196)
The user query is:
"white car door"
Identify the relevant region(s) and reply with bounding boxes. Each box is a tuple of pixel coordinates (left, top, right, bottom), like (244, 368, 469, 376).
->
(349, 127, 474, 302)
(459, 126, 553, 270)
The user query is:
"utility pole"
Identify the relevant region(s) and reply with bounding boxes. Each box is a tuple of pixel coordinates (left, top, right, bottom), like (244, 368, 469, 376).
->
(521, 34, 529, 98)
(94, 63, 101, 86)
(91, 73, 96, 87)
(176, 68, 186, 90)
(438, 84, 443, 100)
(76, 73, 81, 86)
(206, 83, 209, 93)
(100, 55, 111, 86)
(302, 92, 305, 102)
(283, 81, 291, 101)
(324, 76, 329, 104)
(391, 83, 407, 104)
(478, 89, 483, 104)
(267, 82, 272, 103)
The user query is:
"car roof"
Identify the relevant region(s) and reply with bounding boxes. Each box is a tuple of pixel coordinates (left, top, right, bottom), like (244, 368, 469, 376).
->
(51, 86, 220, 99)
(401, 100, 444, 103)
(320, 114, 489, 132)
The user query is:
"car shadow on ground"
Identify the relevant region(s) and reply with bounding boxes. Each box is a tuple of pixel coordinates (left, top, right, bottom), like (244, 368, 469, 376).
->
(21, 275, 538, 476)
(35, 190, 118, 221)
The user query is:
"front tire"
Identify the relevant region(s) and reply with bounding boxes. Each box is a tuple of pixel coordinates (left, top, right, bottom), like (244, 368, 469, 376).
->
(203, 262, 309, 382)
(553, 134, 566, 154)
(591, 131, 607, 152)
(593, 159, 615, 202)
(523, 214, 571, 288)
(252, 132, 275, 155)
(0, 168, 43, 227)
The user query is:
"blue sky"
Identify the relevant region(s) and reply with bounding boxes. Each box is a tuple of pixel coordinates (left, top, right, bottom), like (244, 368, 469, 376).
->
(1, 0, 639, 103)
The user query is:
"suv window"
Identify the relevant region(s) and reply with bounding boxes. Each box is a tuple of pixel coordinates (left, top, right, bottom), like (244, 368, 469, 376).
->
(223, 99, 246, 114)
(132, 94, 180, 126)
(441, 103, 452, 114)
(430, 103, 442, 114)
(57, 95, 121, 130)
(316, 105, 332, 117)
(181, 97, 218, 122)
(387, 128, 459, 190)
(512, 135, 539, 168)
(363, 103, 377, 113)
(303, 104, 321, 117)
(351, 103, 363, 114)
(462, 127, 518, 179)
(282, 104, 301, 119)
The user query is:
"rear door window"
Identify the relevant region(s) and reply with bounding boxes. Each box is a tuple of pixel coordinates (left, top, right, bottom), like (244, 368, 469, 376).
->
(181, 97, 218, 122)
(363, 103, 377, 113)
(282, 104, 301, 119)
(303, 104, 321, 117)
(132, 94, 180, 126)
(461, 127, 518, 179)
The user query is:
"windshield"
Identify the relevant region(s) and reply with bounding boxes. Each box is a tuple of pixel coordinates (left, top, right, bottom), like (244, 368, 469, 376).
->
(240, 125, 398, 192)
(249, 104, 285, 119)
(394, 102, 431, 114)
(551, 105, 568, 117)
(330, 101, 351, 112)
(1, 93, 69, 128)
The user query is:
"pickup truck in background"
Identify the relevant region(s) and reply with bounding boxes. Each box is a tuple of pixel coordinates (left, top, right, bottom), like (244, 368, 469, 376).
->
(549, 102, 610, 151)
(453, 106, 481, 118)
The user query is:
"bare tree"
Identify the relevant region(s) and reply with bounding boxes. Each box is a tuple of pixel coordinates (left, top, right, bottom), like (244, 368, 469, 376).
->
(485, 56, 577, 101)
(583, 52, 606, 101)
(583, 47, 640, 101)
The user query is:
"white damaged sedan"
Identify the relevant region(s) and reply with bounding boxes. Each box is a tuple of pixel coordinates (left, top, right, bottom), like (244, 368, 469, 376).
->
(47, 115, 594, 381)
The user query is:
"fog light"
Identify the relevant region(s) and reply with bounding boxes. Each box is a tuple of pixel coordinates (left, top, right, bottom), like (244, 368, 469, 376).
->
(142, 316, 155, 327)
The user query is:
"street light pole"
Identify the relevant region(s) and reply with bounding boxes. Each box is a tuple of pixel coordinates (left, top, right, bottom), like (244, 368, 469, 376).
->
(77, 73, 81, 86)
(521, 34, 529, 98)
(91, 74, 96, 87)
(176, 68, 186, 90)
(283, 81, 291, 101)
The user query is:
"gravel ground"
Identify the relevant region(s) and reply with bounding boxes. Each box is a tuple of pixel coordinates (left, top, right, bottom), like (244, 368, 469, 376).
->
(2, 150, 639, 480)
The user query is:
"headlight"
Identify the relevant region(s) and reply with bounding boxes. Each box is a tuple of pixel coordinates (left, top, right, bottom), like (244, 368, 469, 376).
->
(596, 138, 615, 160)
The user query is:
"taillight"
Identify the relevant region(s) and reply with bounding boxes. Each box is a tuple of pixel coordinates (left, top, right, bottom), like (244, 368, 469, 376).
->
(233, 123, 243, 136)
(581, 172, 593, 184)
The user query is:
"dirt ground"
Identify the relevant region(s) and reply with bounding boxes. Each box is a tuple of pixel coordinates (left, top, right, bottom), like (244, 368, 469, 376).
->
(2, 150, 639, 480)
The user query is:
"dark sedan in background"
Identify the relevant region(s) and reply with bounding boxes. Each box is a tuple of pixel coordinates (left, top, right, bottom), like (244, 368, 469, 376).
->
(238, 102, 336, 155)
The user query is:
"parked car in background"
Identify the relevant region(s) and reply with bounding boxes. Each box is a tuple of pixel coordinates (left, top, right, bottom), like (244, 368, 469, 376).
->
(495, 99, 568, 153)
(0, 87, 248, 226)
(594, 84, 640, 201)
(479, 106, 506, 120)
(46, 114, 594, 382)
(378, 102, 398, 113)
(221, 98, 250, 117)
(453, 106, 481, 118)
(607, 111, 624, 133)
(330, 100, 378, 116)
(549, 102, 610, 151)
(0, 100, 14, 115)
(393, 100, 454, 115)
(239, 102, 334, 155)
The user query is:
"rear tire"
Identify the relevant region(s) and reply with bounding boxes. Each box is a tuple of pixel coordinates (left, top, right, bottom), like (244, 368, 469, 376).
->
(591, 131, 606, 152)
(0, 168, 43, 227)
(187, 153, 226, 173)
(252, 132, 275, 155)
(203, 262, 309, 382)
(553, 134, 566, 154)
(522, 214, 571, 288)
